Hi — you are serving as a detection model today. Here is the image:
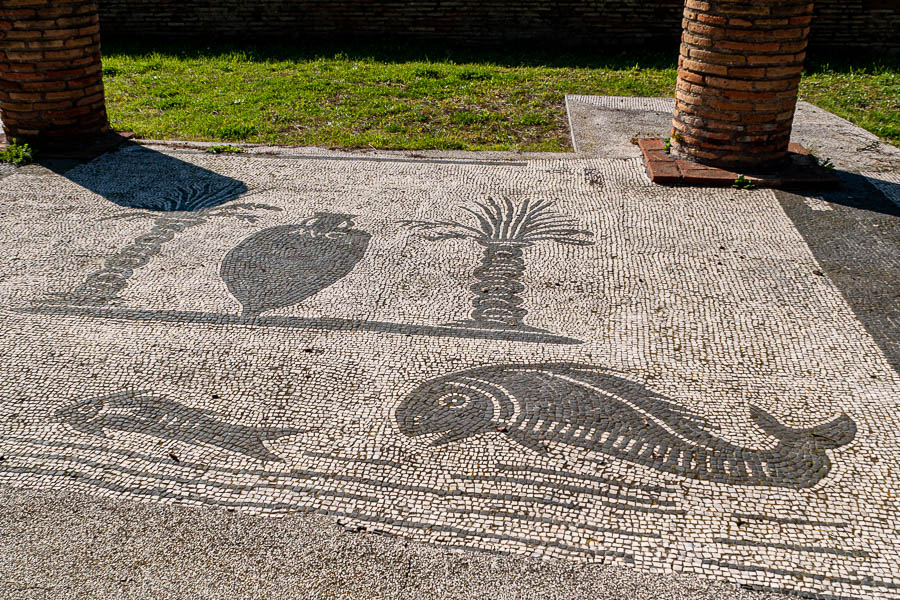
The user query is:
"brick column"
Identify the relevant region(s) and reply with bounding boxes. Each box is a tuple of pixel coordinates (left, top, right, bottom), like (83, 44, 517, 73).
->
(0, 0, 108, 146)
(672, 0, 813, 170)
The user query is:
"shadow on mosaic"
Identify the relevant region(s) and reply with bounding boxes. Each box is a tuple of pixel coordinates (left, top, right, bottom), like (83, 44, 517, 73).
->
(58, 145, 248, 212)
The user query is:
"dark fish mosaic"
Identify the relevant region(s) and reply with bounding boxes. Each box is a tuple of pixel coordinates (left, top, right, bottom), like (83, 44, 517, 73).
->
(396, 363, 856, 488)
(221, 213, 371, 317)
(55, 392, 305, 463)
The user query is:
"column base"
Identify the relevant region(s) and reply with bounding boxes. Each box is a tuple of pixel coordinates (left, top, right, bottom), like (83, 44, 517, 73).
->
(637, 139, 839, 189)
(670, 143, 791, 174)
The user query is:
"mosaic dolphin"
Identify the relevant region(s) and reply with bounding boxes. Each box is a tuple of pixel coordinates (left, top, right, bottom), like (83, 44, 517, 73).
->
(395, 363, 856, 488)
(221, 213, 371, 318)
(55, 392, 305, 463)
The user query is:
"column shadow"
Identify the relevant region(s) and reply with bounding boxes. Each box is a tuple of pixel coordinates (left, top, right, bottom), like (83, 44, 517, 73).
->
(776, 171, 900, 373)
(41, 143, 248, 211)
(37, 144, 282, 308)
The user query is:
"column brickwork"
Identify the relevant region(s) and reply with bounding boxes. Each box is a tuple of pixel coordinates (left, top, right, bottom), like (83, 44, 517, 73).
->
(671, 0, 813, 170)
(0, 0, 108, 145)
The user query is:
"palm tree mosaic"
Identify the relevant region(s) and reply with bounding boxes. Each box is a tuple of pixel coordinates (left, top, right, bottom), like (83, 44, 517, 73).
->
(404, 197, 593, 330)
(47, 180, 279, 306)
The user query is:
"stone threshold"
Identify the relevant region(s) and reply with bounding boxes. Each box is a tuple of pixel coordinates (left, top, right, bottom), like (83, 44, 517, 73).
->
(637, 138, 840, 189)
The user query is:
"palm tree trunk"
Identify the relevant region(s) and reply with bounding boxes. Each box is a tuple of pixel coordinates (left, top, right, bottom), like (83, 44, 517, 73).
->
(469, 242, 528, 327)
(53, 215, 205, 306)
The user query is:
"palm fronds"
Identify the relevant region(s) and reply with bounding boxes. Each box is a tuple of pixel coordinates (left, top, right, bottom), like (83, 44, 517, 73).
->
(404, 197, 593, 246)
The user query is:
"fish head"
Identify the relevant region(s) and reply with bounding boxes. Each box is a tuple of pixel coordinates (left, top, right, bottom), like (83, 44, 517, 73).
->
(53, 391, 161, 437)
(396, 379, 497, 446)
(54, 395, 107, 436)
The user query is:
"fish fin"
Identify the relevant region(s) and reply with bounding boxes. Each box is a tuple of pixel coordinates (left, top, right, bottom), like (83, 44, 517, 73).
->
(748, 405, 790, 438)
(750, 405, 856, 449)
(430, 429, 478, 446)
(506, 430, 549, 456)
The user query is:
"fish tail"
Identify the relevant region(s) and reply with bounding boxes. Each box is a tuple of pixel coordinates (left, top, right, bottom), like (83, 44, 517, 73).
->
(749, 404, 856, 450)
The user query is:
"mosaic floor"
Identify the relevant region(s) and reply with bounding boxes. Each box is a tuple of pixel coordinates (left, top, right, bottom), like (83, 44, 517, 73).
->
(1, 144, 898, 599)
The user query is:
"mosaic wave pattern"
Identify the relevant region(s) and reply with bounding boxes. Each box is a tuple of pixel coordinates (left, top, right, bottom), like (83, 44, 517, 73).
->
(1, 146, 899, 599)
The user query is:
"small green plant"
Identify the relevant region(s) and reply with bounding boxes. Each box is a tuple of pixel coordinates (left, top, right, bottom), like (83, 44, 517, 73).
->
(732, 174, 755, 190)
(672, 132, 684, 144)
(663, 137, 671, 152)
(205, 144, 244, 154)
(807, 147, 836, 171)
(0, 139, 35, 166)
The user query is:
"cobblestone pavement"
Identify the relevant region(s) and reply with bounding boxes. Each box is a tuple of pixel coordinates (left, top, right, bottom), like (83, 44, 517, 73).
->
(1, 135, 898, 599)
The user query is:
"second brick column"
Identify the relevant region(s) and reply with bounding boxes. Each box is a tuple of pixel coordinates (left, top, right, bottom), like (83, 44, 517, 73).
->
(671, 0, 813, 170)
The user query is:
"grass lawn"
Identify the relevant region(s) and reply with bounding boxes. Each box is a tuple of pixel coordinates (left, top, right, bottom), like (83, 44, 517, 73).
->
(101, 41, 900, 152)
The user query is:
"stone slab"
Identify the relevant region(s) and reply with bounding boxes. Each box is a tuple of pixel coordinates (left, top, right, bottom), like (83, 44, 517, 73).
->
(566, 95, 900, 173)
